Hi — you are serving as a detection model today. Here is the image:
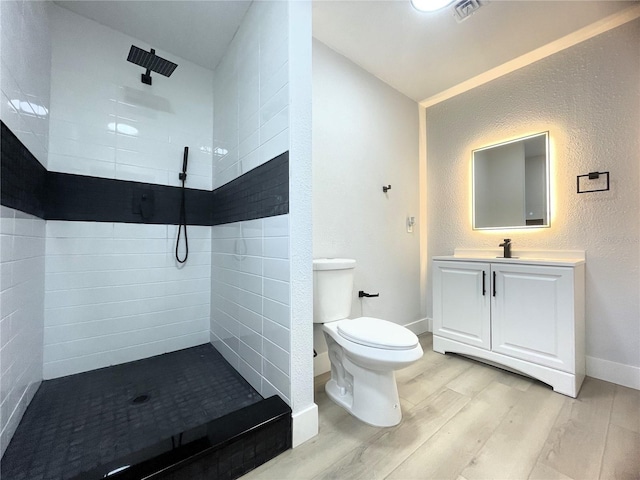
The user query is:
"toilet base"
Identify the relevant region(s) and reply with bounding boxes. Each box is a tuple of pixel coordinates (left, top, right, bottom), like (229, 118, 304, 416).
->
(325, 354, 402, 427)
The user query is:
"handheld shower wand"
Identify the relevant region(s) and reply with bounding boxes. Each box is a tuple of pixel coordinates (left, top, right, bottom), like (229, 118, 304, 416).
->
(176, 147, 189, 263)
(180, 147, 188, 180)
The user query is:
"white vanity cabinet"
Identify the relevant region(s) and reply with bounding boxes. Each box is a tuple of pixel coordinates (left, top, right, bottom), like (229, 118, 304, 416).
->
(432, 253, 585, 397)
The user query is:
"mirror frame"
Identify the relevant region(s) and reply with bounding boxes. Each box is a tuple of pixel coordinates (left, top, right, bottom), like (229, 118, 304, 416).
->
(472, 132, 550, 230)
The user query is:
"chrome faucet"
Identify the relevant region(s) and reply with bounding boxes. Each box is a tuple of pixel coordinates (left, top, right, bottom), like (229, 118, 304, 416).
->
(499, 238, 512, 258)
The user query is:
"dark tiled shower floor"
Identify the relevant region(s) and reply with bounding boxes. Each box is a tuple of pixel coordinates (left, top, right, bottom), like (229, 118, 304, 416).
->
(1, 344, 263, 480)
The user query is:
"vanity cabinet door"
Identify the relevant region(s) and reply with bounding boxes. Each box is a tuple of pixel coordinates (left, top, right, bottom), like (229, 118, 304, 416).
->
(491, 264, 575, 372)
(433, 261, 491, 350)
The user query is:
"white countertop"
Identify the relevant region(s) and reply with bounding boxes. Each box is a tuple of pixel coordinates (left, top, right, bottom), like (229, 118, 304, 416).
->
(433, 248, 586, 267)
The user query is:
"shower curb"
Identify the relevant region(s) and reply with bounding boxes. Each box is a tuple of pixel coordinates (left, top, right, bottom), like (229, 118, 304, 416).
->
(72, 395, 292, 480)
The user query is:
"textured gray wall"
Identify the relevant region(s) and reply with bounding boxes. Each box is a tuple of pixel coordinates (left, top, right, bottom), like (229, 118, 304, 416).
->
(426, 20, 640, 370)
(313, 39, 421, 326)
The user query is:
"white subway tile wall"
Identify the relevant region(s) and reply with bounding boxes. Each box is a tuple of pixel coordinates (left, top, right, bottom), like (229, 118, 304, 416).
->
(0, 0, 51, 456)
(48, 5, 214, 190)
(0, 207, 46, 456)
(37, 6, 217, 380)
(212, 1, 290, 189)
(210, 1, 292, 403)
(210, 215, 291, 403)
(0, 1, 51, 169)
(44, 222, 211, 379)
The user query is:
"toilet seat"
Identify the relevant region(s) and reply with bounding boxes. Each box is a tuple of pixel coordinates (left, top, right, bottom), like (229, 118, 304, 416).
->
(337, 317, 419, 350)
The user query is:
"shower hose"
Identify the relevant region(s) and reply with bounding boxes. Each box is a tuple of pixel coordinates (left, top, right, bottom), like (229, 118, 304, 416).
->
(176, 146, 189, 263)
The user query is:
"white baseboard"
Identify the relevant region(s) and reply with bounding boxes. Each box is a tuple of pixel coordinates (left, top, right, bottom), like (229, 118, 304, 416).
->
(405, 317, 431, 335)
(314, 351, 330, 376)
(586, 356, 640, 390)
(292, 403, 318, 448)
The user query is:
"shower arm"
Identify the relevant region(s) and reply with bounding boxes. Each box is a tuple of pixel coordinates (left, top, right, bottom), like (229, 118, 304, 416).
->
(141, 49, 155, 86)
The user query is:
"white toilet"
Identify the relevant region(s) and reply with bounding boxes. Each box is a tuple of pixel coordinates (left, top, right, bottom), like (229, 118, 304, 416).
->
(313, 258, 423, 427)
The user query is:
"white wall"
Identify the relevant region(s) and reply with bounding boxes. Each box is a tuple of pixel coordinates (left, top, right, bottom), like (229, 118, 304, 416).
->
(42, 6, 214, 378)
(312, 40, 422, 372)
(44, 222, 211, 378)
(210, 1, 292, 402)
(0, 0, 51, 168)
(0, 0, 50, 456)
(210, 216, 291, 401)
(287, 0, 316, 447)
(425, 20, 640, 388)
(210, 3, 316, 446)
(0, 209, 46, 456)
(211, 1, 289, 189)
(49, 5, 213, 190)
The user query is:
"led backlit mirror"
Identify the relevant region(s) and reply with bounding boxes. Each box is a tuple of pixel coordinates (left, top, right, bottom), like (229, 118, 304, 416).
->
(473, 132, 549, 229)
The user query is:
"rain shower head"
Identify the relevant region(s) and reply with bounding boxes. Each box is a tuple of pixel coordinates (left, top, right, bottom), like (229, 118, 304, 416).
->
(127, 45, 178, 85)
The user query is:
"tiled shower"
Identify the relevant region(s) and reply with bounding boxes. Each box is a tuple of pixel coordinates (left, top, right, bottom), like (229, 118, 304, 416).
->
(1, 0, 307, 475)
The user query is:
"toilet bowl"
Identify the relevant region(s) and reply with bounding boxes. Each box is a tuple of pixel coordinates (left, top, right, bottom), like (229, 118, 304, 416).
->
(313, 258, 423, 427)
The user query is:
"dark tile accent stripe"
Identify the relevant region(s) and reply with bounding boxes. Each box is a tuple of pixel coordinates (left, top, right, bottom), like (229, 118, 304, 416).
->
(45, 172, 213, 226)
(0, 121, 48, 218)
(1, 121, 289, 226)
(212, 151, 289, 225)
(71, 396, 291, 480)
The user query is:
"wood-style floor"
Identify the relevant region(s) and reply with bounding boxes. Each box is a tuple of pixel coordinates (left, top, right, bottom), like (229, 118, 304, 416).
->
(242, 334, 640, 480)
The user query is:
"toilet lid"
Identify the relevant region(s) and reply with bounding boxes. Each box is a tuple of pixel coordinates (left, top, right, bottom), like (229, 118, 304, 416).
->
(337, 317, 419, 350)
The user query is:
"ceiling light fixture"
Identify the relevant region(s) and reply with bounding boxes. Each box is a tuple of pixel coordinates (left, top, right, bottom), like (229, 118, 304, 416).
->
(411, 0, 456, 12)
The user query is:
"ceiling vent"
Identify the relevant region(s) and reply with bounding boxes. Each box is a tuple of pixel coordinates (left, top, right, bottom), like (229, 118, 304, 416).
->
(452, 0, 484, 22)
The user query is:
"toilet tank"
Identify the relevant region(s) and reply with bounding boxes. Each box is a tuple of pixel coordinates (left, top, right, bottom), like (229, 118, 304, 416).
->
(313, 258, 356, 324)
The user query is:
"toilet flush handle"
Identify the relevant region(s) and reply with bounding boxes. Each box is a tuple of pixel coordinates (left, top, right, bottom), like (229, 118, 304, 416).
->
(358, 291, 379, 298)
